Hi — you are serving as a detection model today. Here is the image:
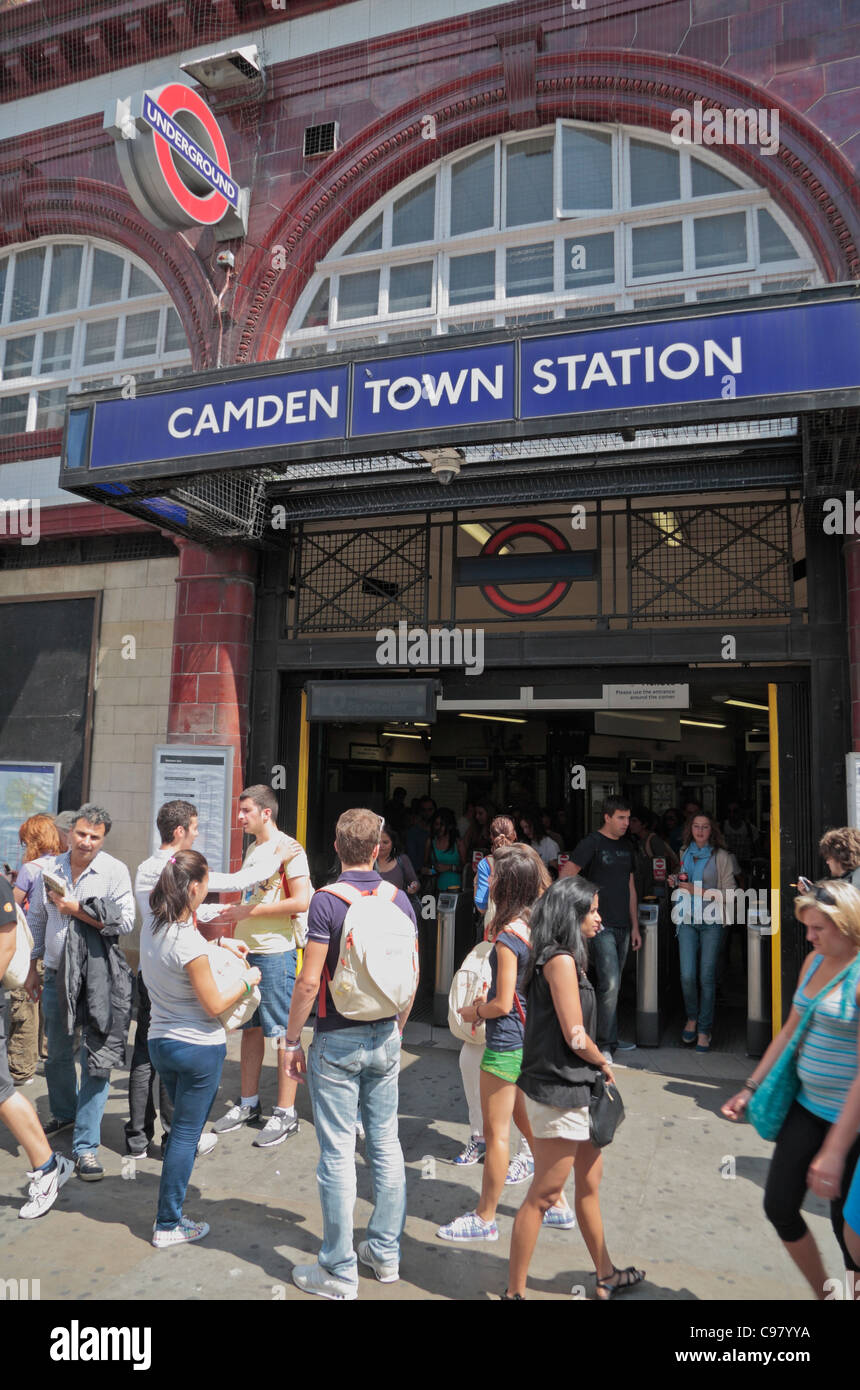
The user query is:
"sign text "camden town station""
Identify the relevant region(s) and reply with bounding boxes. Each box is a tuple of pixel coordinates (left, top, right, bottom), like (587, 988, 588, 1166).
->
(77, 299, 860, 473)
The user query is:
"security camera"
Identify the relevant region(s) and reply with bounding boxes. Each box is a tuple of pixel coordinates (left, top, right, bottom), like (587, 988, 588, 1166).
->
(431, 458, 461, 485)
(215, 250, 235, 269)
(419, 447, 464, 486)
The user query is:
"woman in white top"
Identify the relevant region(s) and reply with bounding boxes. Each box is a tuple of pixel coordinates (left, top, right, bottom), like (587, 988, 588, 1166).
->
(518, 813, 559, 873)
(142, 850, 260, 1249)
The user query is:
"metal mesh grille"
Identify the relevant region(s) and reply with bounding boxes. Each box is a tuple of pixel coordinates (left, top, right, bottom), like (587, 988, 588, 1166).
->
(303, 122, 338, 158)
(630, 501, 795, 620)
(296, 526, 428, 633)
(0, 532, 176, 569)
(172, 468, 273, 540)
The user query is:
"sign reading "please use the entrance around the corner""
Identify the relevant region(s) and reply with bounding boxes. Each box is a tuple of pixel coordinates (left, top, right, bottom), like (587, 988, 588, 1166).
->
(76, 298, 860, 474)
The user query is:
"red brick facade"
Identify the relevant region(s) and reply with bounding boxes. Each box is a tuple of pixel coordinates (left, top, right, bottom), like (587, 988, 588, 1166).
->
(169, 541, 255, 869)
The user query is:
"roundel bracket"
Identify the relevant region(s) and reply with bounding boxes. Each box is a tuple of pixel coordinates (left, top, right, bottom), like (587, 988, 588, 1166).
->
(105, 83, 248, 241)
(479, 520, 574, 617)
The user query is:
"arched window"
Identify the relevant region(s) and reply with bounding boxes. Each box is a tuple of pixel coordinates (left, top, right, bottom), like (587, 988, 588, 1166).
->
(282, 122, 820, 355)
(0, 238, 191, 434)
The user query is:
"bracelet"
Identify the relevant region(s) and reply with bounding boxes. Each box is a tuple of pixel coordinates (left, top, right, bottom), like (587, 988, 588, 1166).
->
(743, 1077, 759, 1093)
(475, 1002, 483, 1020)
(282, 1038, 303, 1051)
(242, 979, 251, 996)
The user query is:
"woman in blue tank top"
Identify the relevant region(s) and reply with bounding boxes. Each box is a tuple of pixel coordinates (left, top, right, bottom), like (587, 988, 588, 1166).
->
(722, 878, 860, 1298)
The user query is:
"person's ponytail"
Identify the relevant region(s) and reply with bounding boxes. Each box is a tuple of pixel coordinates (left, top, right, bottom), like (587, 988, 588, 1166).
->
(150, 849, 208, 930)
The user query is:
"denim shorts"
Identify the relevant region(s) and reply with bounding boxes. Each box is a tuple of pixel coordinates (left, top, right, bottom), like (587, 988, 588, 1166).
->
(240, 949, 296, 1037)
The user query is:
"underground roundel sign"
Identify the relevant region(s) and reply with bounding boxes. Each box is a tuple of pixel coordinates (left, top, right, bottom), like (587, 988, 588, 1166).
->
(480, 520, 574, 617)
(105, 83, 248, 240)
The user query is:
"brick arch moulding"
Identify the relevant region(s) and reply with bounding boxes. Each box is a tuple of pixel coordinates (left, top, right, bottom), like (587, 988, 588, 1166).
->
(237, 47, 860, 364)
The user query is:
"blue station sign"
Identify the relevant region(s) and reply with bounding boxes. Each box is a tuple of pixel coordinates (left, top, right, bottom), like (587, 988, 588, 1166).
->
(64, 294, 860, 482)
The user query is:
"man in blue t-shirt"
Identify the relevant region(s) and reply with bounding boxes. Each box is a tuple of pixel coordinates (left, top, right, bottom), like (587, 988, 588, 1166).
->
(282, 807, 417, 1300)
(560, 795, 640, 1063)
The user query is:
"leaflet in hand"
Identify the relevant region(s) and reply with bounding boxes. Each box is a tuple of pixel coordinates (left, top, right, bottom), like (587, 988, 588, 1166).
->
(42, 869, 70, 899)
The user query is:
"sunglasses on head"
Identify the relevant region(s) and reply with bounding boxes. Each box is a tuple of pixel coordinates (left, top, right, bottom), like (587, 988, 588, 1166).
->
(793, 875, 836, 905)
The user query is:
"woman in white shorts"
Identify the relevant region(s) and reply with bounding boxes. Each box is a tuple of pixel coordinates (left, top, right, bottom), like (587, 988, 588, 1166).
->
(505, 875, 644, 1301)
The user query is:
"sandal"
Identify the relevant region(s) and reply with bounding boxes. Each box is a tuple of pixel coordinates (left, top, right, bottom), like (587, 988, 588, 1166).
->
(595, 1265, 645, 1300)
(695, 1034, 712, 1053)
(681, 1024, 697, 1045)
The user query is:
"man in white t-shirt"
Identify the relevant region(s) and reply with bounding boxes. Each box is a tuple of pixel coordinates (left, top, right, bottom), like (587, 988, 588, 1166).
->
(206, 785, 311, 1147)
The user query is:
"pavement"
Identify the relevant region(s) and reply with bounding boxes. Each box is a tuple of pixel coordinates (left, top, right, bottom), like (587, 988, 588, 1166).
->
(0, 1015, 850, 1304)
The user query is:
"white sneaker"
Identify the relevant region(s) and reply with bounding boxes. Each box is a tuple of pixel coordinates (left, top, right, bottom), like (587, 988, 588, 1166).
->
(152, 1215, 209, 1249)
(19, 1154, 74, 1219)
(601, 1050, 614, 1065)
(197, 1133, 217, 1156)
(505, 1153, 534, 1185)
(292, 1262, 358, 1300)
(357, 1240, 399, 1283)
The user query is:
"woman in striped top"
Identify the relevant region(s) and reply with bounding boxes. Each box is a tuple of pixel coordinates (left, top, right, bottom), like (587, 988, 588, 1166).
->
(722, 879, 860, 1298)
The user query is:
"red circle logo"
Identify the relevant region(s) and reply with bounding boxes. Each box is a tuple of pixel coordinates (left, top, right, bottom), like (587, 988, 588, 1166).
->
(480, 520, 572, 617)
(148, 83, 233, 226)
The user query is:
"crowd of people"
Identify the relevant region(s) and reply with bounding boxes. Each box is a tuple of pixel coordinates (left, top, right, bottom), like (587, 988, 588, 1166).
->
(0, 788, 858, 1300)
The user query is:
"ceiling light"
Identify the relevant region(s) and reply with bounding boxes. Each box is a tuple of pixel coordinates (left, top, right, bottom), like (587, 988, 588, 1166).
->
(652, 510, 681, 547)
(459, 523, 513, 554)
(723, 699, 769, 711)
(382, 731, 423, 740)
(680, 719, 726, 729)
(181, 45, 261, 89)
(459, 712, 527, 725)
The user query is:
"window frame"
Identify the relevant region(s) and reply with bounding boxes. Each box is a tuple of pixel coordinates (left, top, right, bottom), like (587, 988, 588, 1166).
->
(0, 237, 191, 435)
(281, 123, 821, 354)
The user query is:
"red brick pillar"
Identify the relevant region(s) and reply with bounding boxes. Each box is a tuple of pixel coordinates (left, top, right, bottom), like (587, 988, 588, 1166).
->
(847, 538, 860, 749)
(169, 541, 256, 870)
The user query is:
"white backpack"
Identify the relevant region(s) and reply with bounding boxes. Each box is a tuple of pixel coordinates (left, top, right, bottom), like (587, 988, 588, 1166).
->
(317, 880, 418, 1021)
(448, 940, 494, 1045)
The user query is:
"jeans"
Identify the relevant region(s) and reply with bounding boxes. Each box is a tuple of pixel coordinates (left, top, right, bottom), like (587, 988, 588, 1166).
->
(308, 1020, 406, 1284)
(148, 1037, 225, 1229)
(126, 975, 174, 1154)
(677, 922, 722, 1034)
(42, 967, 111, 1158)
(590, 925, 630, 1051)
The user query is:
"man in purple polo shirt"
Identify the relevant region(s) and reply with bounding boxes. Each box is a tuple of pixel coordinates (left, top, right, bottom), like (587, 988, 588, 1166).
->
(282, 807, 417, 1300)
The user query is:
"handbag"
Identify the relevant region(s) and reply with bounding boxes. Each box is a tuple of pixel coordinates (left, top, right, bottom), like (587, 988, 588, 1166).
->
(207, 941, 261, 1031)
(747, 955, 860, 1141)
(1, 905, 34, 990)
(589, 1071, 625, 1147)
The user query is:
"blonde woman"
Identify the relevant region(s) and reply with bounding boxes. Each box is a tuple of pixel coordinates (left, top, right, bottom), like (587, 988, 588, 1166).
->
(723, 879, 860, 1299)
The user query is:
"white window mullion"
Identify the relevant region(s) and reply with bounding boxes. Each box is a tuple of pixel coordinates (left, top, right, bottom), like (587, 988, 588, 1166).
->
(378, 264, 390, 318)
(682, 216, 695, 275)
(39, 245, 52, 319)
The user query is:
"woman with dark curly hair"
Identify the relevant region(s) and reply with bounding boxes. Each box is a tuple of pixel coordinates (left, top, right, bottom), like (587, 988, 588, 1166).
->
(818, 827, 860, 890)
(143, 850, 261, 1248)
